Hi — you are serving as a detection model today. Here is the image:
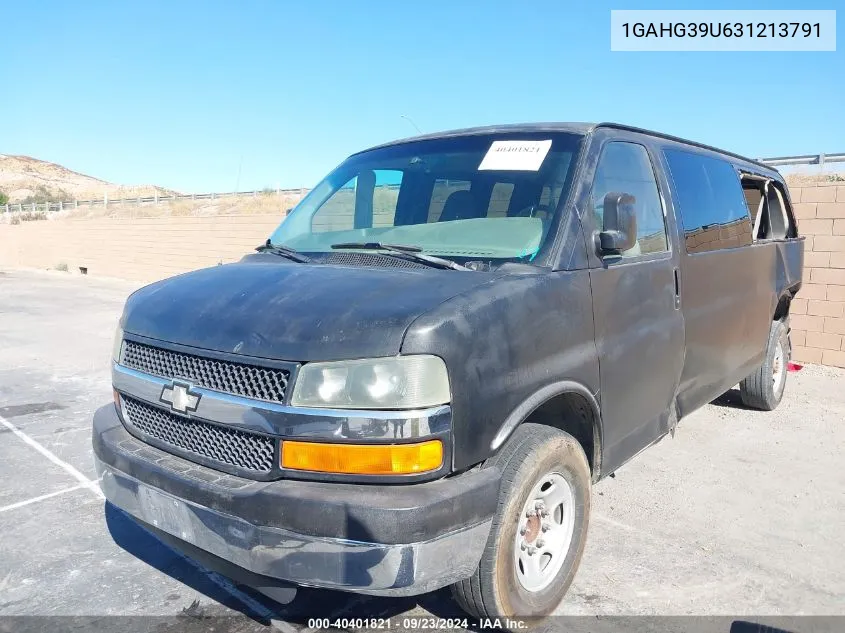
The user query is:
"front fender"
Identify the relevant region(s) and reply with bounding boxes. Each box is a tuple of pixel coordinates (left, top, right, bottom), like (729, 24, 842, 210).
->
(490, 380, 602, 476)
(401, 270, 600, 471)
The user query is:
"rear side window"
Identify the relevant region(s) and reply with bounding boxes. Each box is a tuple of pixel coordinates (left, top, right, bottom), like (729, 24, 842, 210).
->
(663, 149, 752, 254)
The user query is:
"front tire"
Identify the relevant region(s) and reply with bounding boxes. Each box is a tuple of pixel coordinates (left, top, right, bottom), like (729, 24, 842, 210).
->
(740, 319, 790, 411)
(451, 424, 591, 624)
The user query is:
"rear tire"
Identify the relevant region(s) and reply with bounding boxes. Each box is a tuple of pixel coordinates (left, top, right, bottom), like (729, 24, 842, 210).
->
(740, 319, 789, 411)
(451, 423, 591, 625)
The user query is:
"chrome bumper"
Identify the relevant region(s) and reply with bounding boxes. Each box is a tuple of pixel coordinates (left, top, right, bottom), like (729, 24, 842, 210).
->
(96, 457, 491, 596)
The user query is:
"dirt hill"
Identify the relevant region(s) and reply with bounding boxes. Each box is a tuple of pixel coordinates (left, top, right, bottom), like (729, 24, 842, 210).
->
(0, 154, 177, 203)
(784, 172, 845, 187)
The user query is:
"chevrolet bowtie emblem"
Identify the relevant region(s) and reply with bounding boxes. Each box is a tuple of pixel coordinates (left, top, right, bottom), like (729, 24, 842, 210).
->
(159, 381, 201, 414)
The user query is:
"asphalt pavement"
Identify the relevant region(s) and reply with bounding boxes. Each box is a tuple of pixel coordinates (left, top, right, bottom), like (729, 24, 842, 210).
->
(1, 268, 843, 632)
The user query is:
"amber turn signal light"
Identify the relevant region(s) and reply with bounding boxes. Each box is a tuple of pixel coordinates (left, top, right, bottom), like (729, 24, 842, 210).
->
(281, 439, 443, 475)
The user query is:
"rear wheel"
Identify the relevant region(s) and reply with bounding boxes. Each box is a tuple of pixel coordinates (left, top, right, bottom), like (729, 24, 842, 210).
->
(740, 319, 790, 411)
(451, 424, 591, 625)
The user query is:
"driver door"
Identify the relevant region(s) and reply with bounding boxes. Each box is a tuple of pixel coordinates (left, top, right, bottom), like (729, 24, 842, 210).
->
(583, 134, 685, 474)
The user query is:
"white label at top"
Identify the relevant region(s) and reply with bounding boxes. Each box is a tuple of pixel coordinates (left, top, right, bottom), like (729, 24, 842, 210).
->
(478, 140, 552, 171)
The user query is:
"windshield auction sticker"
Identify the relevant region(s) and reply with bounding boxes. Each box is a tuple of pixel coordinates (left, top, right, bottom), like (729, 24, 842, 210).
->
(478, 140, 552, 171)
(611, 10, 836, 51)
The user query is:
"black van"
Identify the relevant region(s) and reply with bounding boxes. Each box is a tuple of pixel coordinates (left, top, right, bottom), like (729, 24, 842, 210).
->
(93, 123, 803, 621)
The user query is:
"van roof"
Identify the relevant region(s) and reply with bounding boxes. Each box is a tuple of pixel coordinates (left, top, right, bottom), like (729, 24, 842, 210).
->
(357, 122, 778, 177)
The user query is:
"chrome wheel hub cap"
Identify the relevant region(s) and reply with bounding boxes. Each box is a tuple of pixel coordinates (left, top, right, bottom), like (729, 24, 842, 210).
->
(513, 472, 575, 592)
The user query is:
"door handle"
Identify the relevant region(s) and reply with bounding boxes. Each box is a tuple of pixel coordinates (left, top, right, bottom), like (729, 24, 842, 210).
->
(673, 267, 681, 310)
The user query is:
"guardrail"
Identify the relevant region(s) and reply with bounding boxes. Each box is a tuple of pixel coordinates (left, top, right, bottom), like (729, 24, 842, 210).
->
(1, 187, 309, 215)
(758, 152, 845, 167)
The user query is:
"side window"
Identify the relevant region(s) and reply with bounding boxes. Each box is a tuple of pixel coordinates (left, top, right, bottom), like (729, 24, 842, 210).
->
(765, 183, 790, 239)
(372, 170, 403, 227)
(311, 170, 403, 232)
(742, 176, 794, 241)
(428, 179, 471, 222)
(592, 142, 669, 257)
(663, 149, 752, 254)
(540, 185, 564, 211)
(486, 182, 514, 218)
(743, 179, 766, 229)
(312, 177, 356, 233)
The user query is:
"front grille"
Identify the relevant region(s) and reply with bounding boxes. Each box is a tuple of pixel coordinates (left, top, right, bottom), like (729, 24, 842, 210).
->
(122, 340, 289, 403)
(122, 396, 275, 473)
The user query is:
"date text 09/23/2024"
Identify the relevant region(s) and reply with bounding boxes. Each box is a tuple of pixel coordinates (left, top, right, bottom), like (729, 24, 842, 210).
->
(306, 618, 529, 630)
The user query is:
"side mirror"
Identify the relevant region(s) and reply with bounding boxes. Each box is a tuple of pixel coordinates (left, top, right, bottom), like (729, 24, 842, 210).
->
(597, 192, 637, 254)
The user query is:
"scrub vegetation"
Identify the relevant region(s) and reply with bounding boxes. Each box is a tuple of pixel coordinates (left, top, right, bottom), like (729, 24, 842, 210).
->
(53, 191, 305, 220)
(784, 171, 845, 186)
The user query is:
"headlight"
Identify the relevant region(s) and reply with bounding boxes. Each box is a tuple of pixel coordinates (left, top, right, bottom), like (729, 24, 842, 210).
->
(290, 355, 450, 409)
(112, 326, 124, 363)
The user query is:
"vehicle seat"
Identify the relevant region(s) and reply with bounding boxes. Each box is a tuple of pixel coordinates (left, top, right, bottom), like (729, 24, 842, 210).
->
(439, 190, 483, 222)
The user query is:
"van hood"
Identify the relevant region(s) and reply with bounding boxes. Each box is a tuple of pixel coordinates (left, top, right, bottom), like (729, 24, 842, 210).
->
(121, 256, 498, 362)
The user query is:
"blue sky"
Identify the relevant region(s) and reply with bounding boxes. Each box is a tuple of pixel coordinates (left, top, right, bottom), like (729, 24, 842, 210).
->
(2, 0, 842, 193)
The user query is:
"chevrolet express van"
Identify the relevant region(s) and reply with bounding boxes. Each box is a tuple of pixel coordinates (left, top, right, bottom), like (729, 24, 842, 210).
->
(93, 123, 803, 622)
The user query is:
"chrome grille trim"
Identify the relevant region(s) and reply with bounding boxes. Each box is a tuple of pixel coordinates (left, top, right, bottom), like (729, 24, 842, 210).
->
(122, 340, 290, 403)
(121, 395, 275, 473)
(111, 363, 452, 441)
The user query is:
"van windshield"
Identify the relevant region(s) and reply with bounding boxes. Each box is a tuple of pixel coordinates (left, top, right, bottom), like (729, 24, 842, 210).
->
(269, 133, 583, 264)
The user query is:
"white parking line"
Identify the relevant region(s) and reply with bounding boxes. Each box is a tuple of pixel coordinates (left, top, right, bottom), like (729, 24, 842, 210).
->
(0, 413, 104, 499)
(0, 482, 96, 513)
(0, 409, 278, 617)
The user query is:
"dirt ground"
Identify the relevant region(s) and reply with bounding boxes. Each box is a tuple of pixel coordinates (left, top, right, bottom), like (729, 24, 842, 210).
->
(1, 268, 843, 632)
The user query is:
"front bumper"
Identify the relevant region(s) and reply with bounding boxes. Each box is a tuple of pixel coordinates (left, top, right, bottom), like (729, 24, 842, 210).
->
(93, 404, 498, 596)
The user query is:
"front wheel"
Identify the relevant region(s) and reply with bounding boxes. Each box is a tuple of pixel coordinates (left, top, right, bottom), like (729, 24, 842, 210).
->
(739, 319, 790, 411)
(451, 424, 591, 624)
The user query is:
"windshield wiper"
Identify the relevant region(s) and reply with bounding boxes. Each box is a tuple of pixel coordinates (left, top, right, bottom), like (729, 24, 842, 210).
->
(255, 239, 311, 263)
(330, 242, 469, 271)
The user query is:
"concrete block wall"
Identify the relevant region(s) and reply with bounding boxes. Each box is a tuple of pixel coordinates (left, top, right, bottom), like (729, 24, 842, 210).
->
(0, 215, 284, 285)
(683, 218, 753, 253)
(787, 181, 845, 368)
